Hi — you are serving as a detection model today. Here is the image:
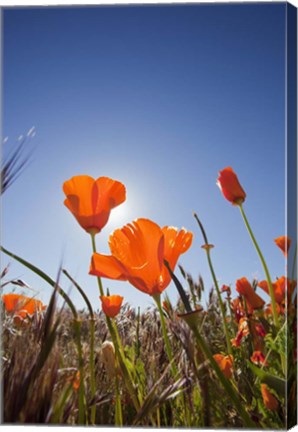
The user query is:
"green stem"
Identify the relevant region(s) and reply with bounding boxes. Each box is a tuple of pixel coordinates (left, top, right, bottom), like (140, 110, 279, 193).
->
(89, 318, 96, 424)
(115, 373, 123, 426)
(108, 317, 142, 412)
(89, 233, 143, 417)
(73, 319, 87, 424)
(190, 324, 256, 428)
(239, 205, 279, 329)
(1, 246, 77, 317)
(243, 298, 254, 357)
(153, 294, 178, 377)
(90, 232, 104, 296)
(62, 269, 96, 424)
(205, 249, 232, 355)
(193, 213, 232, 354)
(1, 246, 87, 423)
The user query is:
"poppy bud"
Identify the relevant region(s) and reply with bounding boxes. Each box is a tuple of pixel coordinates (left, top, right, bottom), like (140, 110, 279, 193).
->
(101, 341, 116, 378)
(217, 167, 246, 205)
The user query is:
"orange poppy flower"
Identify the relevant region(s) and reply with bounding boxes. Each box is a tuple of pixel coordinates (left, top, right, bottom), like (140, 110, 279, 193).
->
(261, 384, 278, 411)
(213, 354, 233, 379)
(258, 276, 296, 305)
(2, 293, 46, 319)
(236, 277, 265, 310)
(100, 295, 124, 318)
(274, 236, 291, 257)
(63, 175, 126, 234)
(216, 167, 246, 205)
(90, 218, 193, 296)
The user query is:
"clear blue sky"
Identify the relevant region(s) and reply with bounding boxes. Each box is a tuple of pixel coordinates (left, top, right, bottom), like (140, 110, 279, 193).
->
(2, 3, 288, 312)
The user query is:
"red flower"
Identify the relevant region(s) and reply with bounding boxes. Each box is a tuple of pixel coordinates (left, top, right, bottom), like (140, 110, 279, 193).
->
(90, 218, 193, 296)
(63, 175, 126, 234)
(221, 285, 231, 296)
(100, 295, 124, 318)
(251, 351, 268, 366)
(231, 317, 250, 348)
(274, 236, 291, 257)
(236, 277, 265, 310)
(217, 167, 246, 205)
(254, 323, 267, 338)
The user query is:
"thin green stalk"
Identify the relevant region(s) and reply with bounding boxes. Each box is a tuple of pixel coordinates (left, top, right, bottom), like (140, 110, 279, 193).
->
(51, 381, 73, 423)
(205, 249, 232, 354)
(253, 320, 288, 388)
(193, 214, 232, 354)
(189, 323, 256, 428)
(156, 406, 161, 427)
(89, 318, 96, 424)
(107, 316, 142, 412)
(1, 245, 87, 424)
(153, 294, 178, 377)
(62, 269, 96, 424)
(1, 246, 77, 316)
(115, 373, 123, 426)
(90, 232, 104, 296)
(89, 233, 143, 416)
(239, 205, 279, 329)
(243, 298, 254, 357)
(73, 319, 87, 424)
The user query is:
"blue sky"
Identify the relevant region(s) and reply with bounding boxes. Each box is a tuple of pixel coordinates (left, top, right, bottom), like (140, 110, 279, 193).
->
(2, 3, 288, 312)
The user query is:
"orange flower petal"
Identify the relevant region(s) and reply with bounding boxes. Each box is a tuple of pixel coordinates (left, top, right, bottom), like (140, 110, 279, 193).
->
(217, 167, 246, 205)
(90, 253, 127, 280)
(261, 384, 278, 411)
(100, 295, 124, 318)
(63, 175, 126, 234)
(90, 218, 192, 296)
(213, 354, 233, 379)
(2, 294, 46, 317)
(109, 219, 165, 295)
(161, 226, 193, 288)
(95, 177, 126, 211)
(236, 277, 265, 310)
(258, 276, 295, 305)
(274, 235, 291, 257)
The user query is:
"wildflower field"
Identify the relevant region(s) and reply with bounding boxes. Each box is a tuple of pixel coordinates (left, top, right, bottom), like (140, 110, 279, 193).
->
(1, 165, 297, 428)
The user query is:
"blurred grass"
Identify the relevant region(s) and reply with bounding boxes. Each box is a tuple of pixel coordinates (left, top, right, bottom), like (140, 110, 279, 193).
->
(1, 263, 292, 427)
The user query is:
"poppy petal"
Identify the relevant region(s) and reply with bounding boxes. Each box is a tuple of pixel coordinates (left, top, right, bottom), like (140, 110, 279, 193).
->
(90, 253, 127, 280)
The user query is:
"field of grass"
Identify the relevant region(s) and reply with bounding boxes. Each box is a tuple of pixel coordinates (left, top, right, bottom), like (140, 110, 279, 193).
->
(1, 152, 297, 428)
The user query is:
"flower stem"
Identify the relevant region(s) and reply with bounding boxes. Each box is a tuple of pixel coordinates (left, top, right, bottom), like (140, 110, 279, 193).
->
(0, 246, 88, 424)
(90, 233, 104, 297)
(238, 204, 279, 329)
(188, 322, 256, 428)
(193, 214, 232, 355)
(115, 373, 123, 426)
(153, 294, 178, 377)
(107, 317, 142, 413)
(73, 318, 87, 424)
(205, 249, 232, 355)
(89, 233, 143, 416)
(62, 269, 96, 424)
(89, 318, 96, 424)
